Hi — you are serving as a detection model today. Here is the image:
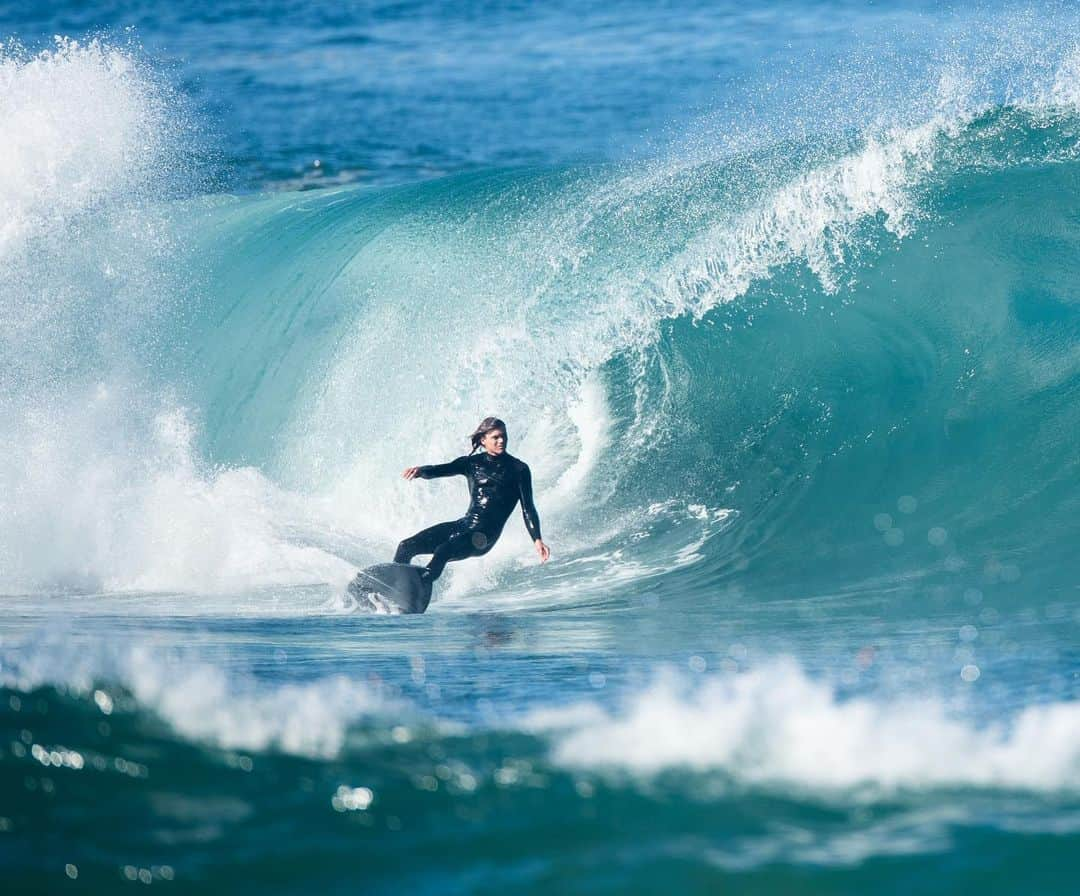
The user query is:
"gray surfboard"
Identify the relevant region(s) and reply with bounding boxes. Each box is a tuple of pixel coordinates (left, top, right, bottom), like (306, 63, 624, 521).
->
(347, 562, 433, 614)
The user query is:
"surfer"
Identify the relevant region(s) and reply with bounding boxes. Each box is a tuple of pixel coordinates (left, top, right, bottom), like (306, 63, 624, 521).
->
(395, 417, 550, 582)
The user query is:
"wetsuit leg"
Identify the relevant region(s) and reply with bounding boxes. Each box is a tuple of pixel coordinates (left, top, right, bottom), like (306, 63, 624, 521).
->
(394, 521, 459, 565)
(426, 529, 494, 581)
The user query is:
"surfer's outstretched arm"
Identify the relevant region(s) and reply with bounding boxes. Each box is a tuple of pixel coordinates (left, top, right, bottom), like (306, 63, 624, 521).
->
(402, 456, 469, 480)
(518, 463, 550, 562)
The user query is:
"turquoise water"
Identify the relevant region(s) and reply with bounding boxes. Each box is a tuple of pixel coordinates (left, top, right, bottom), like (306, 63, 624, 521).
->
(2, 3, 1079, 893)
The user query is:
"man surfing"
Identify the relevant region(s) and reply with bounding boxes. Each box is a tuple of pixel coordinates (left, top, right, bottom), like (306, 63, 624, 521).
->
(395, 416, 551, 582)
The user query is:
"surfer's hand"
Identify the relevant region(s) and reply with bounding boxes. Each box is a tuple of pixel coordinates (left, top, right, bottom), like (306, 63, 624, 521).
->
(402, 466, 421, 480)
(535, 539, 550, 563)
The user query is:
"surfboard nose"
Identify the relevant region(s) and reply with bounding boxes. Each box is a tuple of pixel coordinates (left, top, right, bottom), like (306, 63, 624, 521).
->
(348, 562, 433, 614)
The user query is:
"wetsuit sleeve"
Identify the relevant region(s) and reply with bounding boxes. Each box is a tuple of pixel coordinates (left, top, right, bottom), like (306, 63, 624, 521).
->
(518, 463, 542, 541)
(417, 456, 469, 479)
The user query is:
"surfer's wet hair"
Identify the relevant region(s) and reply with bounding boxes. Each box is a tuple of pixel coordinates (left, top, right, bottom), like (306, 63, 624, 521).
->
(469, 417, 507, 453)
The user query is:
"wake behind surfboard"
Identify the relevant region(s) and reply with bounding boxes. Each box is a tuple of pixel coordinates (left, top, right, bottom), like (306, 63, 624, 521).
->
(347, 562, 433, 614)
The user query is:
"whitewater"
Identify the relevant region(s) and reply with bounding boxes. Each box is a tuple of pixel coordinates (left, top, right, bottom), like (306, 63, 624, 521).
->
(1, 3, 1079, 893)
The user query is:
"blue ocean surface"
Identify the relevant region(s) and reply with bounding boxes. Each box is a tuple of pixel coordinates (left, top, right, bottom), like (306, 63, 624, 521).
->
(1, 1, 1078, 893)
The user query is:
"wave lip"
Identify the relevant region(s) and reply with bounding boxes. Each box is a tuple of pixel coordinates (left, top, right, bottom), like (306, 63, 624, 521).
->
(532, 661, 1080, 796)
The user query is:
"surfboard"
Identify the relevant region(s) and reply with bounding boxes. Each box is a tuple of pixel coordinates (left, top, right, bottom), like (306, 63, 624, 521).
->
(347, 562, 433, 614)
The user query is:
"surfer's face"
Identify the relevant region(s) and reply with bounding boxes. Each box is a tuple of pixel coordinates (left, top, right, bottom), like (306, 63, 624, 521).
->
(480, 429, 507, 455)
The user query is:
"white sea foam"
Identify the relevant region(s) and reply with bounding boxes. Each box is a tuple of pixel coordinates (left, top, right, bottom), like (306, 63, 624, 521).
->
(122, 658, 391, 758)
(0, 38, 179, 383)
(0, 41, 359, 598)
(0, 384, 353, 595)
(0, 38, 170, 258)
(532, 661, 1080, 795)
(2, 639, 399, 758)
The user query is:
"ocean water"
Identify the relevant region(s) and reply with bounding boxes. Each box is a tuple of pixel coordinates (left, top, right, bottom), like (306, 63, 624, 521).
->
(2, 1, 1079, 892)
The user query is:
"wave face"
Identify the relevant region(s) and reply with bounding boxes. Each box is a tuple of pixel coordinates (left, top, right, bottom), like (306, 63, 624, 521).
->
(5, 85, 1078, 607)
(2, 23, 1080, 896)
(179, 125, 1080, 615)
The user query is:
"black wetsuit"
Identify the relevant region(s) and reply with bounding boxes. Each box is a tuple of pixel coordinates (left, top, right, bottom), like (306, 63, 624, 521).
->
(394, 452, 542, 581)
